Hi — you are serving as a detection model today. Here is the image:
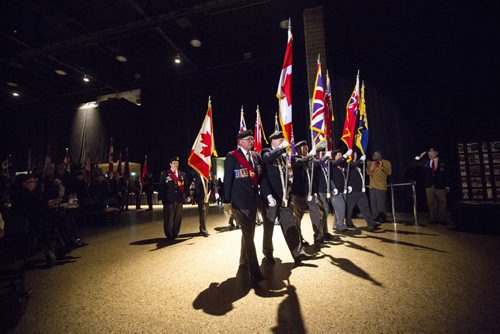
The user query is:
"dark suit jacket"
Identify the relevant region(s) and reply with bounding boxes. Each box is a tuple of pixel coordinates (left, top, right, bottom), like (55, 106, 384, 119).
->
(291, 155, 313, 198)
(412, 158, 449, 189)
(260, 146, 288, 201)
(223, 148, 263, 210)
(347, 160, 364, 192)
(158, 170, 187, 203)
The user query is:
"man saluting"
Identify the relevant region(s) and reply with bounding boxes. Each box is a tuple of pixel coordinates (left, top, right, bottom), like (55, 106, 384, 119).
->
(223, 129, 265, 286)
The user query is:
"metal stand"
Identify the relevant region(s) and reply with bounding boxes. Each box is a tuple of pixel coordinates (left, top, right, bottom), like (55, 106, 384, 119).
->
(389, 181, 418, 226)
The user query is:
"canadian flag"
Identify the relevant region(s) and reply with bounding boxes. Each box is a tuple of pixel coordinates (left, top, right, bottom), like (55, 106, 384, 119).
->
(188, 98, 217, 181)
(276, 19, 295, 154)
(253, 105, 268, 153)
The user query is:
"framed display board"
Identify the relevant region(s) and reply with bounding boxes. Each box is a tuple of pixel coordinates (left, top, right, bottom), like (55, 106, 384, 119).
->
(457, 141, 499, 201)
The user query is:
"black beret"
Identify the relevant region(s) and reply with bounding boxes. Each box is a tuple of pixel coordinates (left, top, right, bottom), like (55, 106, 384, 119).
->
(316, 146, 326, 152)
(236, 129, 253, 139)
(269, 131, 284, 140)
(332, 149, 342, 155)
(295, 140, 307, 149)
(169, 156, 180, 163)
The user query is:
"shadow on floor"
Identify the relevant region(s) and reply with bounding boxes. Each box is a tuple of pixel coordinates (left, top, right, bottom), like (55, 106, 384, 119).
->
(382, 228, 439, 236)
(214, 226, 239, 233)
(321, 253, 383, 286)
(360, 234, 448, 253)
(270, 283, 306, 334)
(129, 237, 193, 251)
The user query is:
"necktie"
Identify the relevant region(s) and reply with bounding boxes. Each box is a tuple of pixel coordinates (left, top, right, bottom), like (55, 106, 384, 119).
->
(247, 152, 253, 168)
(431, 160, 435, 172)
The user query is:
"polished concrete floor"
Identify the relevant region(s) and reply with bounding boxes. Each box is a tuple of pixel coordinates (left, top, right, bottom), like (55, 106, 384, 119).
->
(12, 205, 500, 333)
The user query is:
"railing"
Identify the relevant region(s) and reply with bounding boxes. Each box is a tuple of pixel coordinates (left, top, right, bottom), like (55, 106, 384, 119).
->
(389, 181, 418, 226)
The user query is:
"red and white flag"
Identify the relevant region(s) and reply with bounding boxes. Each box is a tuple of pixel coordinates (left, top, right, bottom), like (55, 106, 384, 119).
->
(276, 19, 295, 154)
(188, 97, 217, 181)
(141, 155, 148, 186)
(253, 105, 268, 153)
(239, 106, 247, 133)
(108, 137, 114, 173)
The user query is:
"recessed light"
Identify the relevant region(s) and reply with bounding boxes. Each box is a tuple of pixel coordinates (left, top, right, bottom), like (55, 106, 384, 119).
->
(190, 39, 202, 47)
(55, 69, 67, 76)
(6, 81, 18, 87)
(116, 55, 127, 62)
(12, 92, 20, 97)
(83, 75, 90, 83)
(174, 54, 181, 64)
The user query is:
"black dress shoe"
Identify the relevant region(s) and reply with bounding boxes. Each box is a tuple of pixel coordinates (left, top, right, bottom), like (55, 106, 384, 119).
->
(367, 225, 384, 232)
(346, 222, 356, 228)
(294, 250, 315, 264)
(323, 232, 334, 240)
(335, 228, 354, 235)
(200, 230, 209, 237)
(301, 239, 310, 246)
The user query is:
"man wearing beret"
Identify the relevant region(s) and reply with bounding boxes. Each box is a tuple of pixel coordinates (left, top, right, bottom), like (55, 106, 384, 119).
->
(260, 131, 313, 264)
(223, 129, 265, 285)
(158, 156, 187, 240)
(291, 140, 325, 244)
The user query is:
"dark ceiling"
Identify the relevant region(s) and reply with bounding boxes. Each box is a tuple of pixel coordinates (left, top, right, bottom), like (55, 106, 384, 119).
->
(0, 0, 320, 108)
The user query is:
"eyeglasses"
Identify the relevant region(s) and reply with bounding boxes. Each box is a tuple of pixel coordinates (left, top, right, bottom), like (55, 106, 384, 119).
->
(242, 137, 254, 142)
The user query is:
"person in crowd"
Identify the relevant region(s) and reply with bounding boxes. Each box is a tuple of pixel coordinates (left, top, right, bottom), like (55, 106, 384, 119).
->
(131, 176, 142, 210)
(413, 147, 450, 224)
(89, 171, 113, 207)
(345, 153, 383, 232)
(158, 157, 187, 240)
(291, 140, 325, 245)
(67, 169, 90, 205)
(143, 172, 154, 211)
(367, 151, 392, 223)
(315, 147, 334, 240)
(119, 175, 131, 211)
(54, 163, 71, 188)
(260, 131, 314, 265)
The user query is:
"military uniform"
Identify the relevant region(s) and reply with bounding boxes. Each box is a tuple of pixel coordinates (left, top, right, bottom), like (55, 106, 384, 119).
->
(324, 150, 349, 232)
(193, 173, 210, 236)
(223, 130, 264, 283)
(158, 157, 187, 239)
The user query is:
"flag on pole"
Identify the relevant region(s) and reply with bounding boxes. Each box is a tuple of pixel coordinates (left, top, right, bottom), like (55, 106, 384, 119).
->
(355, 81, 369, 155)
(325, 70, 334, 150)
(108, 137, 114, 173)
(239, 106, 247, 133)
(341, 71, 360, 152)
(124, 148, 130, 178)
(188, 97, 217, 181)
(274, 112, 279, 132)
(276, 18, 295, 154)
(254, 105, 268, 153)
(310, 55, 326, 148)
(63, 147, 72, 172)
(117, 151, 123, 176)
(27, 149, 32, 173)
(141, 155, 148, 186)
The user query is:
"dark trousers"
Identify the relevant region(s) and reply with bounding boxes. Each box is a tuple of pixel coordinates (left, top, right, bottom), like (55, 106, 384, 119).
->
(346, 191, 377, 227)
(197, 200, 209, 232)
(162, 202, 183, 239)
(292, 195, 323, 242)
(264, 204, 302, 259)
(232, 205, 261, 279)
(134, 191, 141, 209)
(145, 191, 153, 209)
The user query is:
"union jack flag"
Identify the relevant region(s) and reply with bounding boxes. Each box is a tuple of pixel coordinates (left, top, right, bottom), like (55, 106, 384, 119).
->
(310, 56, 326, 148)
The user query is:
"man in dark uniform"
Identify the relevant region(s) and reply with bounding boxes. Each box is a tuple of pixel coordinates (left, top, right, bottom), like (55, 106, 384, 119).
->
(260, 131, 313, 265)
(346, 154, 383, 232)
(291, 140, 325, 245)
(223, 129, 265, 285)
(193, 173, 210, 237)
(158, 156, 187, 240)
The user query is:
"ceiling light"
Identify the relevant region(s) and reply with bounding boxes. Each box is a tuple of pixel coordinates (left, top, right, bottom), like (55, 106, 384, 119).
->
(190, 39, 202, 47)
(174, 54, 181, 64)
(55, 69, 67, 76)
(83, 75, 90, 83)
(116, 55, 128, 63)
(12, 92, 20, 97)
(6, 81, 18, 87)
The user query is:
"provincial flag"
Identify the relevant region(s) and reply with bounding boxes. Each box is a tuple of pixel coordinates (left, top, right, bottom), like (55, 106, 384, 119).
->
(325, 70, 334, 150)
(188, 97, 217, 181)
(341, 72, 360, 152)
(355, 81, 369, 155)
(276, 18, 295, 154)
(254, 105, 268, 153)
(310, 55, 326, 148)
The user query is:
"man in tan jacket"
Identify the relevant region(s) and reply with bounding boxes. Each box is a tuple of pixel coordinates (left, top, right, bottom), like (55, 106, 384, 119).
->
(367, 151, 392, 223)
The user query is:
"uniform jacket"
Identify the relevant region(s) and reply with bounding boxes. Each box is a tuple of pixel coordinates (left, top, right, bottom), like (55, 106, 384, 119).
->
(260, 146, 288, 202)
(412, 157, 449, 189)
(158, 169, 187, 204)
(347, 160, 364, 192)
(223, 148, 263, 210)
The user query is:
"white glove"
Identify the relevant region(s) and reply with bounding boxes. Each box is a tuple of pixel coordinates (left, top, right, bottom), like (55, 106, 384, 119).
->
(307, 147, 317, 158)
(279, 140, 290, 149)
(215, 193, 220, 200)
(267, 195, 277, 207)
(343, 149, 353, 159)
(360, 155, 366, 161)
(347, 186, 353, 193)
(324, 151, 332, 159)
